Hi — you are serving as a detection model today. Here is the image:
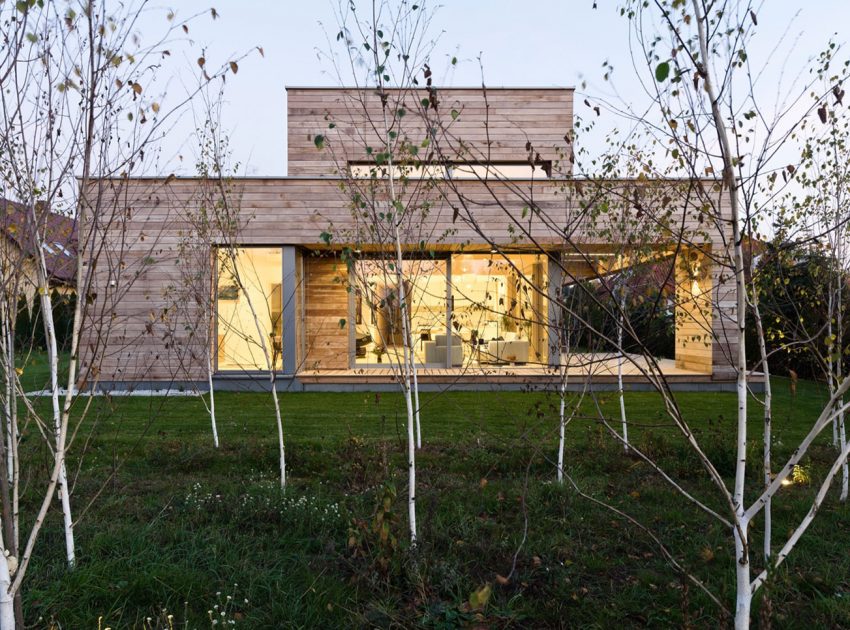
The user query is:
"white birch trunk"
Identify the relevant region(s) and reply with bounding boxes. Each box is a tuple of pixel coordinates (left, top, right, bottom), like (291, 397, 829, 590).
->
(0, 552, 14, 630)
(733, 519, 752, 629)
(557, 369, 567, 483)
(206, 351, 219, 449)
(836, 277, 848, 500)
(828, 291, 839, 446)
(2, 317, 12, 485)
(39, 290, 75, 568)
(395, 257, 418, 543)
(617, 283, 628, 451)
(557, 323, 570, 483)
(375, 63, 420, 542)
(691, 1, 751, 624)
(1, 316, 18, 552)
(840, 407, 848, 501)
(752, 292, 772, 560)
(412, 353, 422, 450)
(237, 268, 286, 487)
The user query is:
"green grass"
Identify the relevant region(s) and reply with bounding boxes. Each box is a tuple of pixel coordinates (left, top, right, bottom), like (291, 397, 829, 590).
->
(13, 365, 850, 628)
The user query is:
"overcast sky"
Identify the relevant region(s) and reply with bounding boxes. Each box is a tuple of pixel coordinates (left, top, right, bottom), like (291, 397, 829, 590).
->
(137, 0, 850, 176)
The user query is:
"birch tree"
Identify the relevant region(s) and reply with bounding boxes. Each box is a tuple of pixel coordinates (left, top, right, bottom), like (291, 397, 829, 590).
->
(317, 0, 451, 544)
(588, 2, 850, 625)
(198, 132, 289, 487)
(0, 2, 244, 626)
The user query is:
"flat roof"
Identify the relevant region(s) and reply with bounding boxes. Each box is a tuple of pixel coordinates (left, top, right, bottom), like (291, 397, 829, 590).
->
(285, 85, 575, 91)
(82, 175, 720, 183)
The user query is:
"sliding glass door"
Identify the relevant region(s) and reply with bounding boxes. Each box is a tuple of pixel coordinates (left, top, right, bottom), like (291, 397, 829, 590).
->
(352, 258, 448, 367)
(349, 253, 548, 369)
(450, 253, 548, 366)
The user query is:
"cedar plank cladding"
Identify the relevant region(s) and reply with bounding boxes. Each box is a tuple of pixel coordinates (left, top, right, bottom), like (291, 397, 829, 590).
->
(86, 177, 726, 248)
(79, 177, 210, 383)
(81, 176, 733, 382)
(303, 256, 348, 370)
(286, 87, 574, 177)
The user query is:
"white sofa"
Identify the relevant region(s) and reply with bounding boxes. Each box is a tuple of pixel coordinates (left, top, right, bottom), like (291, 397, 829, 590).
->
(424, 334, 464, 366)
(486, 339, 530, 364)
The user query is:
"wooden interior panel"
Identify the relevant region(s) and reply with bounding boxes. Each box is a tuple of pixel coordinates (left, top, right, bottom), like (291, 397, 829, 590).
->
(303, 255, 349, 370)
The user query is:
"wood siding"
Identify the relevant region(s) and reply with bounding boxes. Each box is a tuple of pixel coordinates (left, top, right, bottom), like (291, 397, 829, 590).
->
(80, 86, 737, 385)
(287, 87, 574, 177)
(303, 255, 349, 370)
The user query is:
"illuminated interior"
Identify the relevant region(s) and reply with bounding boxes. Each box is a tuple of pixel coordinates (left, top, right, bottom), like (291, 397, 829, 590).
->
(216, 247, 283, 371)
(450, 253, 548, 366)
(351, 254, 548, 367)
(353, 259, 447, 366)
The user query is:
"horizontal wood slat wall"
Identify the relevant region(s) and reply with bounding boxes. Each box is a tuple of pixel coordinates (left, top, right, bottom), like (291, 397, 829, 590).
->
(303, 256, 349, 370)
(83, 177, 727, 248)
(287, 87, 574, 177)
(79, 175, 735, 383)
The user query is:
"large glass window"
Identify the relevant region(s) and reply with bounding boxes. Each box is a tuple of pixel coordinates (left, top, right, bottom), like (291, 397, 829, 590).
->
(352, 259, 447, 366)
(349, 253, 548, 368)
(450, 254, 548, 366)
(216, 247, 283, 371)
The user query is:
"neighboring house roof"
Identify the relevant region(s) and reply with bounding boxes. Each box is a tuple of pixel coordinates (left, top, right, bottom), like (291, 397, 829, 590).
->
(1, 198, 77, 286)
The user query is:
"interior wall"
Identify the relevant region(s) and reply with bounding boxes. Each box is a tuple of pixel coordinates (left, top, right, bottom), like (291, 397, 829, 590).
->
(216, 247, 283, 371)
(304, 255, 349, 369)
(674, 248, 713, 373)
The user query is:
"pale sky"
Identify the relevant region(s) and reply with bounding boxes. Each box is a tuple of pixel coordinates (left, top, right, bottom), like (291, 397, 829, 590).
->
(135, 0, 850, 176)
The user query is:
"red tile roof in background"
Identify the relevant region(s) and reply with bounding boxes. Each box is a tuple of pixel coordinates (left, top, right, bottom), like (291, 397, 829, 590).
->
(1, 198, 77, 285)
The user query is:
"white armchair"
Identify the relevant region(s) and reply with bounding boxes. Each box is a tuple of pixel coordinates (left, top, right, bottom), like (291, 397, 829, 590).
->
(424, 334, 464, 366)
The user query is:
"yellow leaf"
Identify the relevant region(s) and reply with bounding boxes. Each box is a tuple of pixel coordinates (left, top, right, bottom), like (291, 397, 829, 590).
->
(14, 368, 22, 376)
(469, 583, 492, 610)
(132, 82, 142, 95)
(151, 102, 160, 113)
(229, 61, 238, 74)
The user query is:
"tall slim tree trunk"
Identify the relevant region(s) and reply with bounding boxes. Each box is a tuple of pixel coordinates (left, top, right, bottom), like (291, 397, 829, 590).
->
(374, 62, 420, 541)
(617, 281, 629, 451)
(691, 1, 751, 624)
(412, 350, 422, 450)
(392, 227, 418, 544)
(837, 278, 848, 501)
(557, 328, 569, 483)
(2, 315, 12, 486)
(752, 292, 772, 559)
(0, 544, 14, 630)
(237, 267, 286, 487)
(206, 350, 219, 449)
(829, 292, 839, 446)
(38, 290, 75, 568)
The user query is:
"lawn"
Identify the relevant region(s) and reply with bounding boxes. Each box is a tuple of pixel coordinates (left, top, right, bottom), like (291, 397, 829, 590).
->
(13, 360, 850, 628)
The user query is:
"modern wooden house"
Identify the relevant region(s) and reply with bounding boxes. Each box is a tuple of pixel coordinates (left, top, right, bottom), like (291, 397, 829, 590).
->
(80, 87, 738, 391)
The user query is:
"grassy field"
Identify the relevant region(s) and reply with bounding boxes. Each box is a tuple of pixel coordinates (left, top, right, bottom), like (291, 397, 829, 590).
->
(12, 356, 850, 628)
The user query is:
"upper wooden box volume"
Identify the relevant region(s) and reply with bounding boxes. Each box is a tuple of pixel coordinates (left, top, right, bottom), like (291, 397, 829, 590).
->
(286, 87, 574, 178)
